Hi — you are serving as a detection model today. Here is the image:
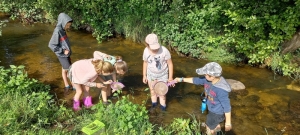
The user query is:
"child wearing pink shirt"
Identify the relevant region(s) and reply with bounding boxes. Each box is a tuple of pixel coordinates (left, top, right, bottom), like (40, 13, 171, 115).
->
(93, 51, 128, 103)
(68, 59, 114, 111)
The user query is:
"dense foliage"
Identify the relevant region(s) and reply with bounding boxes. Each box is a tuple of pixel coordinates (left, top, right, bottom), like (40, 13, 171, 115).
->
(1, 0, 300, 77)
(0, 65, 73, 134)
(0, 65, 204, 134)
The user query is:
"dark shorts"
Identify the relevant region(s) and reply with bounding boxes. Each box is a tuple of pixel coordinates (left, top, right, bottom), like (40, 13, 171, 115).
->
(99, 75, 113, 81)
(206, 111, 225, 130)
(58, 56, 71, 70)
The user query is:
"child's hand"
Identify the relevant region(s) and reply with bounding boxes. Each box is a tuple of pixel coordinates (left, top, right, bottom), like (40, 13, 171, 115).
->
(143, 76, 148, 84)
(104, 80, 113, 85)
(225, 124, 232, 131)
(167, 80, 176, 87)
(64, 49, 69, 55)
(174, 77, 180, 83)
(96, 83, 105, 88)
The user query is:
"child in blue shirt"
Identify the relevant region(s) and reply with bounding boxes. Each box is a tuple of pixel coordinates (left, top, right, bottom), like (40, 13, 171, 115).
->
(174, 62, 232, 135)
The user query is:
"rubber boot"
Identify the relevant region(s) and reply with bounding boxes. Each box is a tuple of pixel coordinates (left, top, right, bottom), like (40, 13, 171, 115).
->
(73, 100, 81, 111)
(64, 86, 71, 96)
(148, 102, 157, 113)
(83, 96, 93, 108)
(152, 102, 157, 108)
(160, 105, 166, 111)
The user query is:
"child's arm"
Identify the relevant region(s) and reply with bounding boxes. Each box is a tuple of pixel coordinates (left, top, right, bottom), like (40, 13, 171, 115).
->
(167, 59, 174, 81)
(48, 33, 64, 55)
(225, 112, 232, 131)
(80, 71, 94, 87)
(112, 72, 117, 82)
(93, 51, 108, 60)
(143, 61, 148, 84)
(174, 77, 194, 84)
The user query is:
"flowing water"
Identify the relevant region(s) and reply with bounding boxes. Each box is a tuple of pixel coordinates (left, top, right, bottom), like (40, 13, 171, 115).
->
(1, 17, 300, 135)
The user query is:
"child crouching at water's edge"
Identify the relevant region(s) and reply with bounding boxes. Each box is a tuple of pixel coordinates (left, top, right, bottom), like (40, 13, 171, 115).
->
(93, 51, 128, 103)
(68, 59, 114, 111)
(174, 62, 232, 135)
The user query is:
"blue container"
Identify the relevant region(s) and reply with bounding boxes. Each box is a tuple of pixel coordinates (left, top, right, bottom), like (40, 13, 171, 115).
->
(201, 98, 207, 113)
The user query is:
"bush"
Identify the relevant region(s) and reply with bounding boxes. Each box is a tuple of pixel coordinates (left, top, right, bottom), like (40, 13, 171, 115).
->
(0, 65, 73, 134)
(83, 96, 154, 134)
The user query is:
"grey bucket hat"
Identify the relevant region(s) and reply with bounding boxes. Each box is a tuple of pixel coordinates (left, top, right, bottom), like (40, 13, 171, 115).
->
(196, 62, 222, 77)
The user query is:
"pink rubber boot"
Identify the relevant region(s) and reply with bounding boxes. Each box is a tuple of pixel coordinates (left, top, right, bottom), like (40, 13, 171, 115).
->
(83, 96, 93, 108)
(73, 100, 81, 111)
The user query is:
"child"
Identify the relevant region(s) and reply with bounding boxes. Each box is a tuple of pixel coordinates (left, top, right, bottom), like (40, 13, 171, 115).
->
(142, 33, 174, 111)
(174, 62, 232, 135)
(68, 59, 114, 111)
(93, 51, 128, 103)
(48, 13, 73, 92)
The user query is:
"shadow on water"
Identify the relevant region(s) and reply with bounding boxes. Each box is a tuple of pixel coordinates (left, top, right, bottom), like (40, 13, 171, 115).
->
(1, 18, 300, 134)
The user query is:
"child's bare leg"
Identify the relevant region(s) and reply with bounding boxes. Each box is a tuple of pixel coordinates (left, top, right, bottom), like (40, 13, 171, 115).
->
(106, 85, 111, 97)
(206, 124, 219, 135)
(72, 83, 83, 110)
(159, 95, 166, 106)
(159, 95, 167, 111)
(148, 80, 157, 103)
(83, 85, 90, 98)
(101, 87, 108, 102)
(215, 124, 221, 132)
(73, 83, 82, 101)
(62, 68, 69, 87)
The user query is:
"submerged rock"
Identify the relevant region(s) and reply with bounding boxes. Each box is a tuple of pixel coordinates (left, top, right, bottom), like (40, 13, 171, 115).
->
(226, 79, 246, 90)
(290, 100, 300, 114)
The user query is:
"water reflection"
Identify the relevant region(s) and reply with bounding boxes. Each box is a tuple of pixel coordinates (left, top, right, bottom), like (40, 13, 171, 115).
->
(1, 19, 300, 135)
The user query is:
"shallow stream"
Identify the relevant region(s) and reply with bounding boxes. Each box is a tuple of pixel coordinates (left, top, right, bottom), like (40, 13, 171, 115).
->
(1, 17, 300, 134)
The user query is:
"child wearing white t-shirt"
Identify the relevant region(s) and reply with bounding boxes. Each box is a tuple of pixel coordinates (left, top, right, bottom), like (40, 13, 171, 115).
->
(142, 33, 174, 111)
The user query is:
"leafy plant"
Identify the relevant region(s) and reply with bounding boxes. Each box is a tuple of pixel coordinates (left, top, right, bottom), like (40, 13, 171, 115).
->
(90, 96, 153, 134)
(0, 65, 73, 134)
(0, 0, 44, 23)
(156, 113, 202, 135)
(204, 46, 236, 63)
(0, 65, 50, 95)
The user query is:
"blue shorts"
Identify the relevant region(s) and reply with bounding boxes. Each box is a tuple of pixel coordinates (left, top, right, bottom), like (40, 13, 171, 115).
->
(206, 111, 225, 130)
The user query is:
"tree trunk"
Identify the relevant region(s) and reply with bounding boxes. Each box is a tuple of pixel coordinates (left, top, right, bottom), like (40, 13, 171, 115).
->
(281, 29, 300, 55)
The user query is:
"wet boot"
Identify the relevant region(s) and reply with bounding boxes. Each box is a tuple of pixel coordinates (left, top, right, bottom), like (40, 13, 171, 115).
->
(73, 100, 81, 111)
(83, 96, 93, 108)
(152, 102, 157, 107)
(64, 86, 72, 96)
(148, 102, 157, 113)
(160, 105, 166, 111)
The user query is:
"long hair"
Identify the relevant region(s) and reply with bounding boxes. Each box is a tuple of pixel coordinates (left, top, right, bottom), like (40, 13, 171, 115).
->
(91, 60, 114, 74)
